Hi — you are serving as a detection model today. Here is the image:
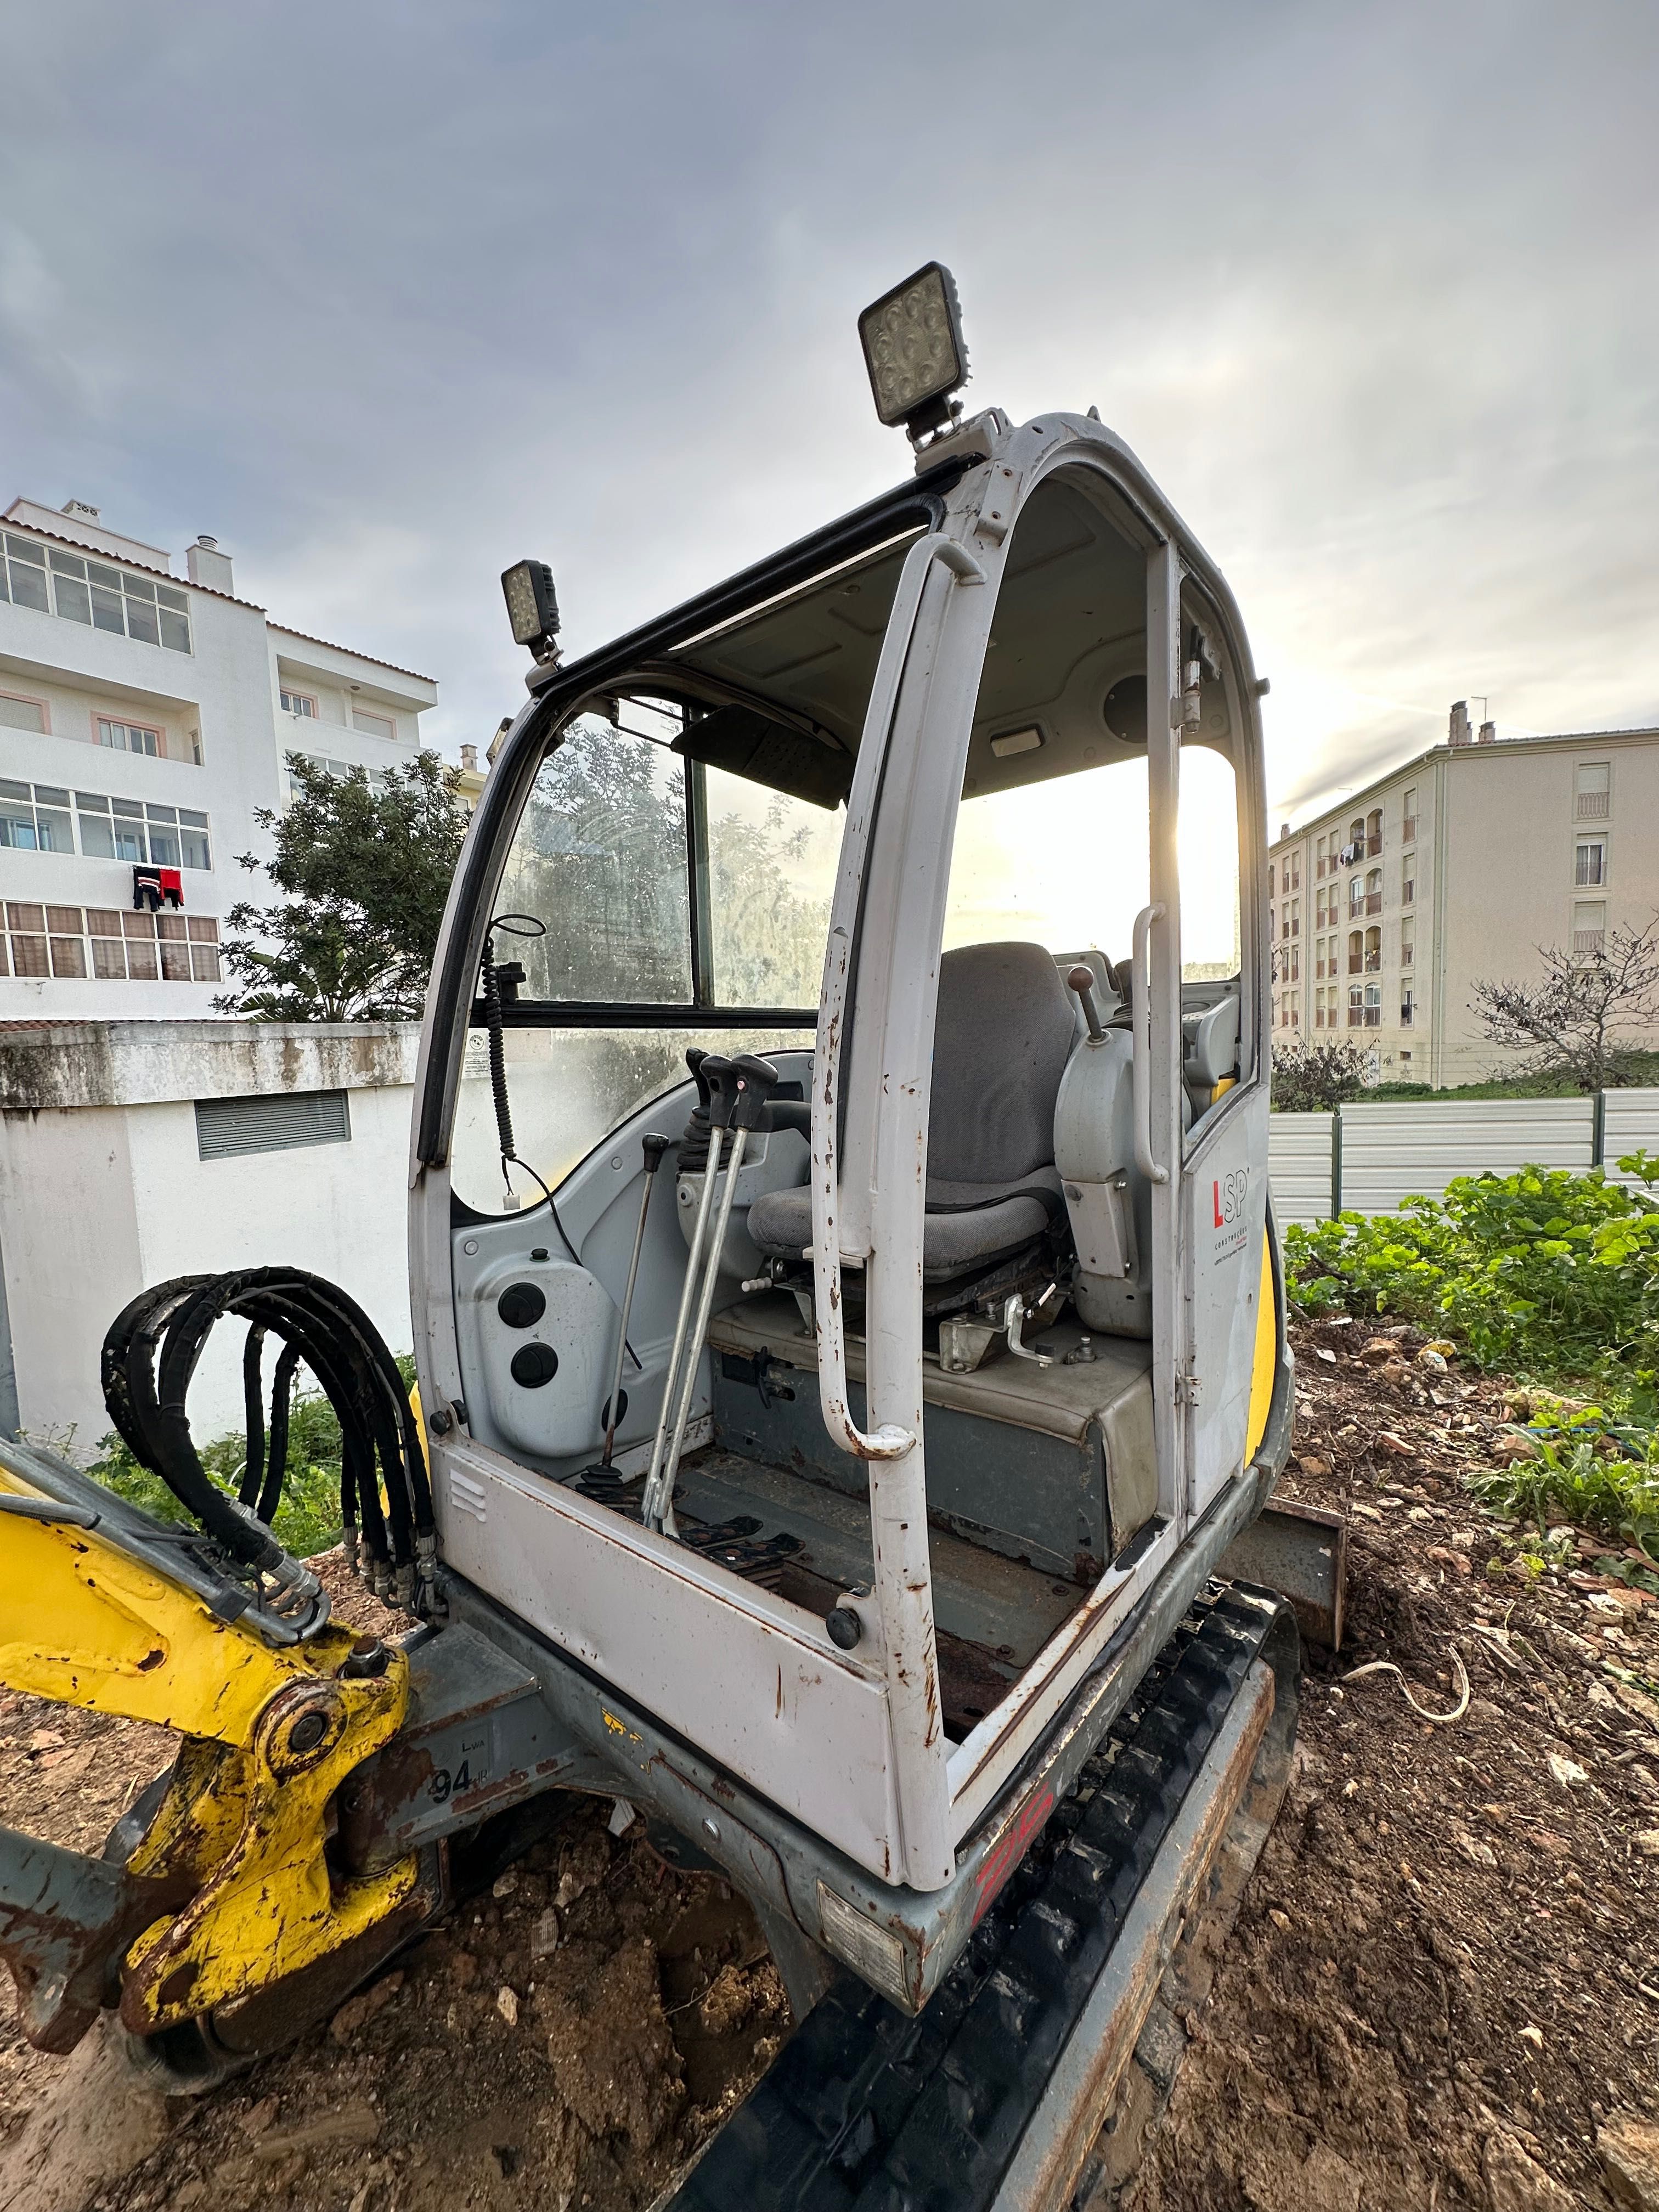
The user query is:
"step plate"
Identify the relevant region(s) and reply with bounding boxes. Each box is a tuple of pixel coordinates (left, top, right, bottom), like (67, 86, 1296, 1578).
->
(666, 1585, 1286, 2212)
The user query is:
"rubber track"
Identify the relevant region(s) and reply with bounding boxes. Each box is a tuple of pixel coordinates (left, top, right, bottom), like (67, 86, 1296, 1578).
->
(669, 1585, 1275, 2212)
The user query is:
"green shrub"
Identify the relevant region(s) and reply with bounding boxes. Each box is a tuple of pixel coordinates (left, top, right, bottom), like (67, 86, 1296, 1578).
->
(1283, 1156, 1659, 1386)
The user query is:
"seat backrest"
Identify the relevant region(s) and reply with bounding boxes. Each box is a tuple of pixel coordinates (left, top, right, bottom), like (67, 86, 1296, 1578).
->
(928, 941, 1077, 1188)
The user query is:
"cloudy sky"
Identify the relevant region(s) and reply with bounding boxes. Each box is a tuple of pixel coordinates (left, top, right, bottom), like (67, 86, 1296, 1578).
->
(4, 1, 1655, 828)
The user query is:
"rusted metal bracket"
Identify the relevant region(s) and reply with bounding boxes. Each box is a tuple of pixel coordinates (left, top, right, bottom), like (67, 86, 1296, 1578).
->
(1217, 1496, 1347, 1651)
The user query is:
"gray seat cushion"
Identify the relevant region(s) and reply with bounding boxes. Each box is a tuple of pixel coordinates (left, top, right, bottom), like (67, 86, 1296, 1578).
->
(747, 941, 1077, 1282)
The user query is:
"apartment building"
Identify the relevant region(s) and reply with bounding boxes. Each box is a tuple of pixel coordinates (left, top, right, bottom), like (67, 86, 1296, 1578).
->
(0, 498, 438, 1017)
(1268, 704, 1659, 1086)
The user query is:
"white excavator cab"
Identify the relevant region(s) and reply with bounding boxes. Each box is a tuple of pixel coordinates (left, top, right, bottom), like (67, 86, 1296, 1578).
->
(409, 276, 1288, 1942)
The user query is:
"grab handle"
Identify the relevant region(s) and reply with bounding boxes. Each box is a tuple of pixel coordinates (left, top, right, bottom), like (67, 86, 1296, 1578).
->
(1131, 901, 1170, 1186)
(810, 532, 983, 1463)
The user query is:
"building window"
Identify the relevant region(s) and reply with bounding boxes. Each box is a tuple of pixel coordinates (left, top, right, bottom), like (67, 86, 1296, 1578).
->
(1401, 988, 1415, 1027)
(0, 691, 49, 735)
(1348, 876, 1364, 918)
(1286, 851, 1300, 891)
(1347, 984, 1363, 1028)
(1364, 982, 1381, 1027)
(1402, 786, 1417, 844)
(0, 778, 73, 852)
(280, 689, 318, 718)
(1347, 929, 1363, 977)
(0, 785, 216, 870)
(1573, 900, 1607, 956)
(1366, 808, 1383, 856)
(351, 707, 394, 740)
(1575, 761, 1610, 821)
(1364, 867, 1383, 915)
(1401, 857, 1414, 905)
(1575, 839, 1607, 887)
(1316, 836, 1327, 880)
(1, 904, 219, 985)
(1268, 864, 1275, 900)
(0, 533, 193, 653)
(97, 717, 162, 758)
(1364, 926, 1381, 972)
(1400, 924, 1414, 969)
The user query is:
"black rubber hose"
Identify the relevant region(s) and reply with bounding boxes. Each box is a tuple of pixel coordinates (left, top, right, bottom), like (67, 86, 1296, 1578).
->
(100, 1265, 430, 1587)
(240, 1324, 267, 1510)
(259, 1340, 303, 1525)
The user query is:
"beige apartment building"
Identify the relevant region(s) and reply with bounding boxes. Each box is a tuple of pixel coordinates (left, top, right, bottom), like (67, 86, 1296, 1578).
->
(1267, 706, 1659, 1087)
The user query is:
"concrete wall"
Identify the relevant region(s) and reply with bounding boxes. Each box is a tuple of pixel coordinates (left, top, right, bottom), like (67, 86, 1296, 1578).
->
(0, 1020, 423, 1452)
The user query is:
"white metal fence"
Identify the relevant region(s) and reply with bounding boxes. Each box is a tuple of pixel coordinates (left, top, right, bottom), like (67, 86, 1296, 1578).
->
(1267, 1088, 1659, 1222)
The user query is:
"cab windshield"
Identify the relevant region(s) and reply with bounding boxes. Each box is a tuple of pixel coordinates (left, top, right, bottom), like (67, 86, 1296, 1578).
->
(450, 527, 916, 1206)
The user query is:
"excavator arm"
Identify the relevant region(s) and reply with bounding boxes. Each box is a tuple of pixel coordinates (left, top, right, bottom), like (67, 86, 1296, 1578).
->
(0, 1445, 420, 2055)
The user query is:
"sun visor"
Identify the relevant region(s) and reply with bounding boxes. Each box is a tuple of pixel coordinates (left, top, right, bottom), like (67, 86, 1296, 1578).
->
(673, 704, 852, 811)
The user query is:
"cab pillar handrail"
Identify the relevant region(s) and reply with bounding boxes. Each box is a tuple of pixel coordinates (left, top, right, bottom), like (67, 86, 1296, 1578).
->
(810, 532, 984, 1464)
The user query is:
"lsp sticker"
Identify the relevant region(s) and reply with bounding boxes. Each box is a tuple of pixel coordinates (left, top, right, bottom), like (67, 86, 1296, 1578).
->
(1212, 1168, 1250, 1260)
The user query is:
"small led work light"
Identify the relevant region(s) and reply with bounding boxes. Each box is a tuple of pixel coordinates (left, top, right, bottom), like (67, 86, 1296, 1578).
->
(501, 560, 561, 659)
(858, 262, 969, 442)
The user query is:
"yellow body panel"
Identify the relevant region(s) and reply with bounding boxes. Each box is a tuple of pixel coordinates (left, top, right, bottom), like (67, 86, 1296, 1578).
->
(1244, 1230, 1277, 1463)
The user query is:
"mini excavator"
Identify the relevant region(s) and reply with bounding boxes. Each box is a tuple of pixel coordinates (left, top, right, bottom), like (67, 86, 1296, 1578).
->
(1, 266, 1335, 2208)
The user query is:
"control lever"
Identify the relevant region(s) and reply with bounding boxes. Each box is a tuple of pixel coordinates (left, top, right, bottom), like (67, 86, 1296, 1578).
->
(1066, 964, 1106, 1043)
(642, 1057, 735, 1533)
(1002, 1291, 1053, 1368)
(646, 1054, 781, 1535)
(600, 1131, 671, 1469)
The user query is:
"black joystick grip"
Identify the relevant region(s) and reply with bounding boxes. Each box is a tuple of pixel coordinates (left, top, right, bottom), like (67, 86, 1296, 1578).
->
(730, 1054, 781, 1133)
(1066, 964, 1105, 1042)
(686, 1047, 712, 1113)
(641, 1131, 672, 1174)
(700, 1056, 737, 1130)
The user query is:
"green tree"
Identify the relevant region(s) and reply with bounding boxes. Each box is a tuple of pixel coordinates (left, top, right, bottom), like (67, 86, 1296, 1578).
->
(216, 752, 469, 1021)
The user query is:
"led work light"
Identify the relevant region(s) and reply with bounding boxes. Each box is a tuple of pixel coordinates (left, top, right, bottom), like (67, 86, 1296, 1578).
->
(858, 262, 969, 441)
(501, 560, 561, 659)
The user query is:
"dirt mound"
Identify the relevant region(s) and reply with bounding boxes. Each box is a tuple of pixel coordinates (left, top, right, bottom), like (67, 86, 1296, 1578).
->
(1124, 1316, 1659, 2211)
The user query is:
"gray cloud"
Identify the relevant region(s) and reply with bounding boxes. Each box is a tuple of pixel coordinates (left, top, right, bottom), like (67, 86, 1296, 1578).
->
(3, 0, 1654, 822)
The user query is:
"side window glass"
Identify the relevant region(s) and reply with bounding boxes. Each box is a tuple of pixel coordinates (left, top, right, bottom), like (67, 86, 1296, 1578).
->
(494, 718, 692, 1003)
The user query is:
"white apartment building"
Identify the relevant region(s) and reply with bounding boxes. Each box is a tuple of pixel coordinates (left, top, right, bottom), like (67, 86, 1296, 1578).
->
(1268, 705, 1659, 1087)
(0, 498, 438, 1018)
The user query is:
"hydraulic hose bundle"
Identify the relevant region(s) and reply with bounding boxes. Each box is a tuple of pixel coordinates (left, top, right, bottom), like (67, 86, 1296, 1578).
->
(101, 1266, 436, 1630)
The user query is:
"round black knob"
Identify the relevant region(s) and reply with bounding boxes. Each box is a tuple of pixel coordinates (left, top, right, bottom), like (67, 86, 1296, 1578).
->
(510, 1342, 560, 1389)
(497, 1280, 546, 1329)
(826, 1607, 863, 1650)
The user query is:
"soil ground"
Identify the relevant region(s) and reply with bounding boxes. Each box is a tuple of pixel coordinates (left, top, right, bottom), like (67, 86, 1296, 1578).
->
(4, 1319, 1658, 2211)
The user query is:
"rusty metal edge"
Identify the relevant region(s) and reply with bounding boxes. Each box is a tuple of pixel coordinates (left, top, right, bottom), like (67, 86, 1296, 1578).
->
(1217, 1496, 1347, 1651)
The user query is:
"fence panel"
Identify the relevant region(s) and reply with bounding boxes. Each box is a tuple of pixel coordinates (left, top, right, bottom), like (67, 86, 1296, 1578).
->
(1267, 1113, 1334, 1224)
(1601, 1090, 1659, 1187)
(1339, 1098, 1594, 1214)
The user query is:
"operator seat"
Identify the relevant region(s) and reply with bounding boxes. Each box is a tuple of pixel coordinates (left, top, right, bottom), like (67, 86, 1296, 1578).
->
(747, 940, 1076, 1283)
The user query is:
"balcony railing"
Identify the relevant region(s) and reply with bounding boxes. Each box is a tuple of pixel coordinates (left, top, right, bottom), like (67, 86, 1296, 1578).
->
(1367, 833, 1383, 857)
(1577, 792, 1610, 820)
(1402, 815, 1417, 843)
(1364, 892, 1383, 915)
(1573, 930, 1606, 956)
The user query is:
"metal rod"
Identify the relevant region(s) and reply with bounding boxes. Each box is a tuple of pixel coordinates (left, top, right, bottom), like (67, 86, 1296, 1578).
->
(641, 1143, 721, 1525)
(601, 1133, 670, 1468)
(653, 1128, 751, 1534)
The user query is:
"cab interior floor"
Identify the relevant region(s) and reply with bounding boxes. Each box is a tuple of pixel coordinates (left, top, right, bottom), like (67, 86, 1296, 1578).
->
(663, 1446, 1089, 1741)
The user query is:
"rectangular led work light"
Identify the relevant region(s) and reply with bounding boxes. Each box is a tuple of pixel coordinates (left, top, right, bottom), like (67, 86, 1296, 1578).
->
(858, 262, 968, 439)
(501, 560, 560, 655)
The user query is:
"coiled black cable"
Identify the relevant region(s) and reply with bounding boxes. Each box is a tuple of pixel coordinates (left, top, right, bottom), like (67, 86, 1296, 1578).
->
(101, 1265, 436, 1613)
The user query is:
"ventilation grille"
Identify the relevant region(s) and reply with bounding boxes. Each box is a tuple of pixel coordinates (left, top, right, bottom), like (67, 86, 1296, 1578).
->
(195, 1087, 352, 1160)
